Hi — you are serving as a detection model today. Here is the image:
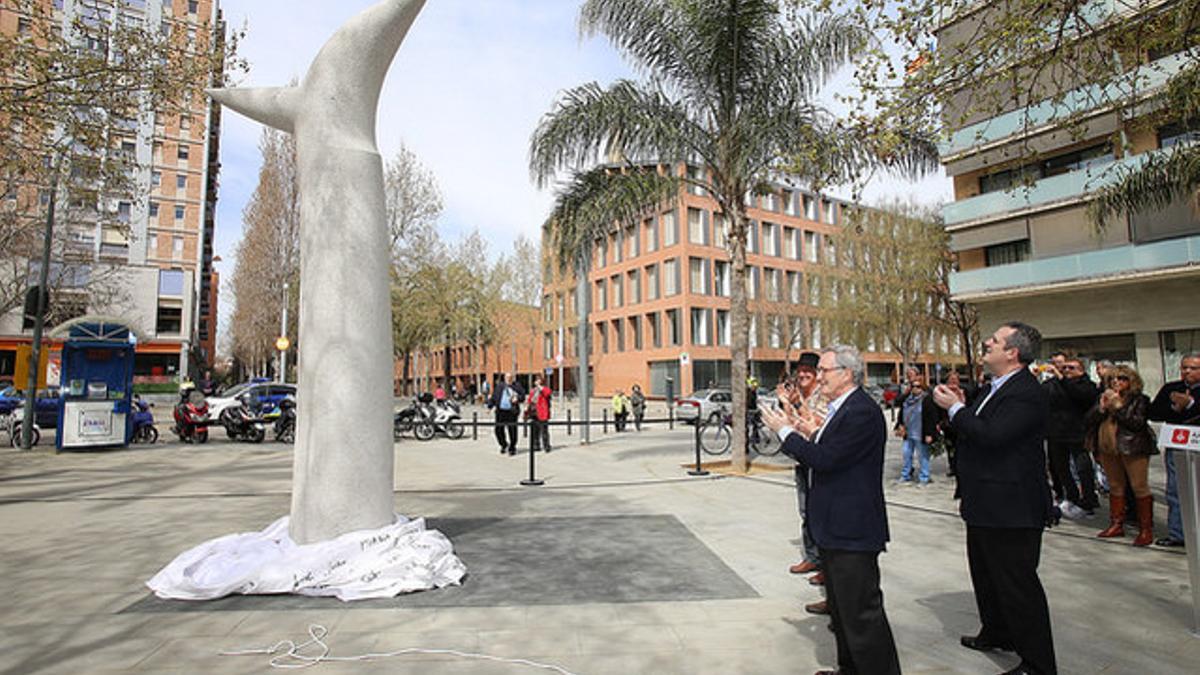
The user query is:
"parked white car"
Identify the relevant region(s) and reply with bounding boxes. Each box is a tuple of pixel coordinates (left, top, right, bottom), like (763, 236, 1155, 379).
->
(674, 389, 733, 425)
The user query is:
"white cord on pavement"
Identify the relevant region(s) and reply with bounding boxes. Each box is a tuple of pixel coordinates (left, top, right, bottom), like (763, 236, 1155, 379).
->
(221, 623, 581, 674)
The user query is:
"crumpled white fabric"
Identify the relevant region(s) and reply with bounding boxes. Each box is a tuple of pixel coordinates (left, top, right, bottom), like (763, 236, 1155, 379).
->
(147, 514, 466, 602)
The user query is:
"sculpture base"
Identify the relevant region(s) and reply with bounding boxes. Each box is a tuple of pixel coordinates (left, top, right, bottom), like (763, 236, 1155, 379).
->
(146, 514, 465, 602)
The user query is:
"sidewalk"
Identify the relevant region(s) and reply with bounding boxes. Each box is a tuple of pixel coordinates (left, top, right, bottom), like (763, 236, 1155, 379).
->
(0, 427, 1195, 674)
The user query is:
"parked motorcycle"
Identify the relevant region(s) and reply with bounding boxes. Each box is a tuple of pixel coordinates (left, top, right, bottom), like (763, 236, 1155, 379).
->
(172, 387, 210, 444)
(218, 394, 266, 443)
(429, 398, 464, 439)
(271, 394, 296, 444)
(394, 397, 436, 441)
(130, 396, 158, 444)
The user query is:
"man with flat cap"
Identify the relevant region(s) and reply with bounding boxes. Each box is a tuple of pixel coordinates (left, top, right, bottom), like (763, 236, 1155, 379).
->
(785, 353, 825, 583)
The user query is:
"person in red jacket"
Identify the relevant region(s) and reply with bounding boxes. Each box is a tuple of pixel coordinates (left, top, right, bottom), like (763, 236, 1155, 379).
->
(527, 374, 553, 453)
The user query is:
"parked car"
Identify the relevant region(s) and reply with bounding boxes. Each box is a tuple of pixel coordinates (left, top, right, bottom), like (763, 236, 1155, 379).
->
(206, 382, 296, 418)
(0, 386, 61, 428)
(674, 389, 733, 425)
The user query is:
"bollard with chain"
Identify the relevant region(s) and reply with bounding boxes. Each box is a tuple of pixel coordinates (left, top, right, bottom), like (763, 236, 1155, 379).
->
(566, 408, 572, 436)
(472, 411, 478, 441)
(603, 408, 608, 434)
(520, 419, 544, 486)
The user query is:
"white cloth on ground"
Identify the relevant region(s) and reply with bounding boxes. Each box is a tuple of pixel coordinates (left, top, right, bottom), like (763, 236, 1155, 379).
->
(147, 514, 466, 602)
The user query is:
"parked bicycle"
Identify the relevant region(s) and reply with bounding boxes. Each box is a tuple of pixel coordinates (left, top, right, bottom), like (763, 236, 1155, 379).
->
(698, 410, 781, 457)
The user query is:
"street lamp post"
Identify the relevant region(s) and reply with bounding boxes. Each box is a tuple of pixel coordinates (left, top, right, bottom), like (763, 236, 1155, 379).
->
(279, 282, 289, 383)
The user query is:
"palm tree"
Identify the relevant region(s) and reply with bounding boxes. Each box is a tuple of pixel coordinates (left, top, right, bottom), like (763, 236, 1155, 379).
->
(530, 0, 935, 470)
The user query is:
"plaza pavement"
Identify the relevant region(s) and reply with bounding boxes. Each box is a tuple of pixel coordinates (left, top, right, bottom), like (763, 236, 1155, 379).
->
(0, 418, 1195, 674)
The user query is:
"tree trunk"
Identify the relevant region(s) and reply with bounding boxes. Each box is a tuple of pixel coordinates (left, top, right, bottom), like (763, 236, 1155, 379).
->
(575, 248, 592, 444)
(401, 351, 411, 396)
(729, 206, 750, 473)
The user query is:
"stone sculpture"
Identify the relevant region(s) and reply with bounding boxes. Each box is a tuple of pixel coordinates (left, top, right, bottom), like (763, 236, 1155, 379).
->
(209, 0, 424, 544)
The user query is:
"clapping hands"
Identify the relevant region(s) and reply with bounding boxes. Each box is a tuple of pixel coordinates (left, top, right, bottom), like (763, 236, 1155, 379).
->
(932, 384, 964, 410)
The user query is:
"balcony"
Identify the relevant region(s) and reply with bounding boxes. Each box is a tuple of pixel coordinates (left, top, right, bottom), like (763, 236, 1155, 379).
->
(942, 53, 1186, 159)
(950, 234, 1200, 298)
(943, 149, 1161, 227)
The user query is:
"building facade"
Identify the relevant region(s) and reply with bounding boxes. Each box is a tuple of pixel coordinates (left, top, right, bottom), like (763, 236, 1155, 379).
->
(937, 1, 1199, 395)
(0, 0, 224, 385)
(542, 164, 963, 399)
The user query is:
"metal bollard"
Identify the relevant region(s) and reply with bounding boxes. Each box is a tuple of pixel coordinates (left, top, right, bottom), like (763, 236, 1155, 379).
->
(603, 409, 608, 434)
(669, 405, 674, 430)
(688, 416, 709, 476)
(567, 408, 572, 436)
(521, 422, 544, 487)
(472, 411, 478, 441)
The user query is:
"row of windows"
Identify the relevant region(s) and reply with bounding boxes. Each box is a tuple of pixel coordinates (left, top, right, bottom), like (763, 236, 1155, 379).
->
(682, 165, 842, 224)
(594, 209, 839, 268)
(564, 313, 962, 356)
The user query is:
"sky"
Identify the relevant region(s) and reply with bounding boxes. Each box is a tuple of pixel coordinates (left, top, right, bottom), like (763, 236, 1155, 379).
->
(211, 0, 953, 344)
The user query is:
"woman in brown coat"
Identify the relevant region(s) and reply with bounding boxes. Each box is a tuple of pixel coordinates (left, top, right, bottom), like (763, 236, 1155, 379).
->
(1085, 365, 1159, 546)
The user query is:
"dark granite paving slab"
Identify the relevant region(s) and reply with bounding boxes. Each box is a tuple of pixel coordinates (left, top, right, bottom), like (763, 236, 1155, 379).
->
(120, 515, 758, 613)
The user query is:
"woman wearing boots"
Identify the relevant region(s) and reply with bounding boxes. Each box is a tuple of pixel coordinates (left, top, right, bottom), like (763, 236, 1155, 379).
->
(1085, 365, 1159, 546)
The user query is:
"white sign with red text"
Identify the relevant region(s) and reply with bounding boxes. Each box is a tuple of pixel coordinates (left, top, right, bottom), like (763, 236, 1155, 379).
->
(1159, 424, 1200, 451)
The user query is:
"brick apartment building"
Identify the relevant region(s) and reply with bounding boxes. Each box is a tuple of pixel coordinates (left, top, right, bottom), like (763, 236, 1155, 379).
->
(541, 163, 965, 398)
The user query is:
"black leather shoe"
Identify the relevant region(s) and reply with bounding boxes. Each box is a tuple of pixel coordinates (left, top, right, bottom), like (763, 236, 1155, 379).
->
(999, 662, 1035, 675)
(961, 634, 1015, 652)
(1155, 537, 1185, 548)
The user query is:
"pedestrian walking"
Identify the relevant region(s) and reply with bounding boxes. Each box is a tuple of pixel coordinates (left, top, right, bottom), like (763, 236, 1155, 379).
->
(630, 384, 646, 431)
(487, 372, 525, 455)
(527, 374, 553, 453)
(612, 389, 629, 431)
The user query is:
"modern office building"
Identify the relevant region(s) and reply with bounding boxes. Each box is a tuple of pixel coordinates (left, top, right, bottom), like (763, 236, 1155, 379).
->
(936, 1, 1199, 394)
(0, 0, 225, 385)
(541, 163, 963, 398)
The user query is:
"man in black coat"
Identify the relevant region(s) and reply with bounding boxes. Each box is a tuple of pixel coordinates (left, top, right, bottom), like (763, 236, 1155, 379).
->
(933, 322, 1056, 675)
(1042, 354, 1100, 514)
(1147, 352, 1200, 547)
(762, 345, 900, 675)
(486, 372, 525, 455)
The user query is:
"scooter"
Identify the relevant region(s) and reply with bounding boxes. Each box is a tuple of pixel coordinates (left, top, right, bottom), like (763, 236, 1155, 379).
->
(130, 396, 158, 444)
(394, 397, 435, 441)
(429, 398, 464, 439)
(172, 388, 210, 444)
(218, 394, 266, 443)
(271, 394, 296, 444)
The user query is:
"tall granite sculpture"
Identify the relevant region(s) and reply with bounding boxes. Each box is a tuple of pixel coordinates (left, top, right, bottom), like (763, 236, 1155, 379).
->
(146, 0, 465, 601)
(210, 0, 423, 544)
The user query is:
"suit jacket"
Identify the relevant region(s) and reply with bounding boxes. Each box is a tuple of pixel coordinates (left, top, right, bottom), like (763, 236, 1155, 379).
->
(487, 381, 525, 414)
(1148, 380, 1200, 425)
(952, 367, 1052, 529)
(780, 387, 889, 553)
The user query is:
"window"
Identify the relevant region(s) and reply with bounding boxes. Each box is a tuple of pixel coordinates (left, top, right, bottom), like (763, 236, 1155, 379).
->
(713, 213, 728, 249)
(666, 309, 682, 346)
(612, 231, 622, 263)
(690, 308, 711, 346)
(808, 275, 821, 305)
(177, 144, 189, 161)
(149, 201, 159, 219)
(663, 258, 680, 296)
(626, 224, 639, 258)
(543, 295, 553, 322)
(662, 209, 678, 246)
(544, 332, 554, 359)
(1041, 143, 1113, 178)
(631, 315, 643, 350)
(825, 237, 837, 267)
(628, 269, 641, 304)
(980, 165, 1042, 194)
(176, 174, 187, 190)
(787, 271, 802, 303)
(688, 257, 710, 295)
(811, 318, 822, 349)
(646, 264, 660, 300)
(985, 240, 1031, 266)
(117, 201, 132, 223)
(172, 236, 184, 259)
(765, 192, 782, 212)
(151, 171, 161, 187)
(747, 266, 759, 299)
(156, 305, 183, 334)
(790, 317, 806, 349)
(612, 274, 623, 307)
(714, 260, 731, 297)
(749, 314, 759, 348)
(596, 279, 607, 310)
(180, 115, 191, 132)
(614, 318, 625, 351)
(803, 195, 817, 220)
(188, 0, 198, 13)
(175, 205, 185, 221)
(158, 269, 185, 295)
(783, 190, 797, 216)
(764, 268, 781, 302)
(645, 216, 658, 252)
(783, 227, 797, 258)
(596, 237, 608, 267)
(687, 207, 709, 245)
(805, 231, 819, 263)
(648, 312, 661, 348)
(686, 165, 706, 195)
(768, 315, 783, 348)
(1160, 122, 1200, 148)
(822, 199, 837, 225)
(761, 222, 779, 256)
(746, 220, 758, 254)
(599, 322, 608, 353)
(716, 310, 731, 346)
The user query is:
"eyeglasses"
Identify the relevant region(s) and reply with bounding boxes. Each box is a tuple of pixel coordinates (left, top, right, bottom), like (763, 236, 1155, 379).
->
(1114, 375, 1131, 382)
(817, 366, 846, 374)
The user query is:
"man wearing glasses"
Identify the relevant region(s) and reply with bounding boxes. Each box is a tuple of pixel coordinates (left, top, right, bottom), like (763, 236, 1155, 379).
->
(761, 345, 900, 675)
(932, 322, 1056, 675)
(1042, 354, 1100, 517)
(1148, 353, 1200, 548)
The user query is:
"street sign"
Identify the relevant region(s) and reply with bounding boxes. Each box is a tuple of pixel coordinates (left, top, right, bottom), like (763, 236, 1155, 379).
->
(680, 352, 690, 366)
(275, 336, 291, 351)
(1160, 424, 1200, 451)
(544, 367, 553, 376)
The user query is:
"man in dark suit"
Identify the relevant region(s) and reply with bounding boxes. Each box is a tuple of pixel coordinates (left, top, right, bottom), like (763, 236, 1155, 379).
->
(486, 372, 525, 455)
(933, 322, 1057, 675)
(1147, 352, 1200, 547)
(762, 345, 901, 675)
